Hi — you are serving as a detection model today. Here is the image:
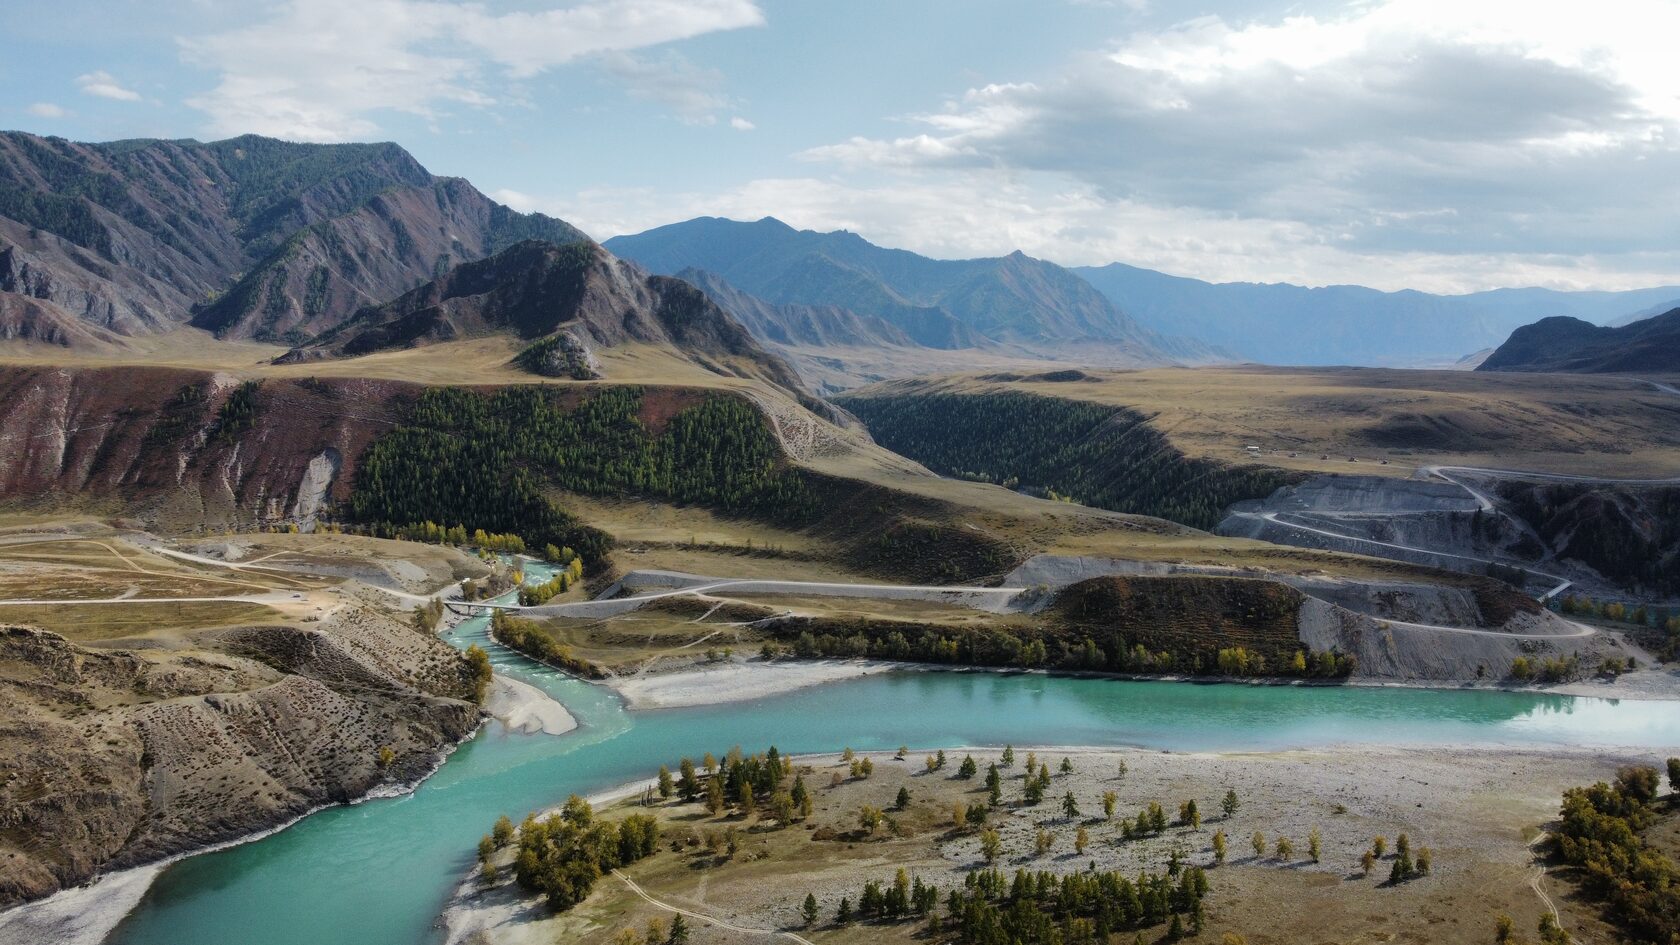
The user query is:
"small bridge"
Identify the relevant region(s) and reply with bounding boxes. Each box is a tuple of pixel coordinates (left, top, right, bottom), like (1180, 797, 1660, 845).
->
(443, 599, 530, 616)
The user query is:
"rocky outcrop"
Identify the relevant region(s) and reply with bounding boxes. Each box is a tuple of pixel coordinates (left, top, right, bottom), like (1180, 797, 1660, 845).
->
(0, 599, 482, 908)
(516, 329, 602, 380)
(288, 448, 342, 530)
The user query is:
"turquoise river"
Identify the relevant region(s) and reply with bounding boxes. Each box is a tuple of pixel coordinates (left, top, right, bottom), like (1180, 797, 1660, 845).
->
(101, 565, 1680, 945)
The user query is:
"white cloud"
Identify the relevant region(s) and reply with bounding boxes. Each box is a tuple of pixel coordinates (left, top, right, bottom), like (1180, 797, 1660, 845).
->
(798, 0, 1680, 279)
(26, 103, 66, 118)
(179, 0, 764, 141)
(730, 116, 755, 131)
(513, 170, 1680, 293)
(76, 70, 141, 102)
(490, 188, 536, 212)
(599, 50, 731, 124)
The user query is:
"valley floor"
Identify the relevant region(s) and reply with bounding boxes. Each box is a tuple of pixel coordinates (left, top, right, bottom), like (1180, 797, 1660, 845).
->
(445, 744, 1677, 945)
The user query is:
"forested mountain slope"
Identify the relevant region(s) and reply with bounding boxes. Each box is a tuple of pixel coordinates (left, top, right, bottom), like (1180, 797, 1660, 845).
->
(837, 387, 1303, 530)
(0, 132, 582, 346)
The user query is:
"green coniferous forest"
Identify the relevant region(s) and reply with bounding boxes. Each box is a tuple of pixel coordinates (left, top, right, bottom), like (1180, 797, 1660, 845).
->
(837, 391, 1303, 530)
(348, 385, 815, 569)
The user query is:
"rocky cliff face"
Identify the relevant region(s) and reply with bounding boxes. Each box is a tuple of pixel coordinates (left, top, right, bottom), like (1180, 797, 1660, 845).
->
(0, 132, 582, 347)
(0, 366, 407, 530)
(0, 597, 481, 907)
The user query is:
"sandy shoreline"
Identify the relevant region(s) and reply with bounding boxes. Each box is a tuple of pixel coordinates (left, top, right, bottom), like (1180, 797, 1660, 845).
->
(483, 675, 578, 735)
(605, 658, 903, 709)
(597, 654, 1680, 711)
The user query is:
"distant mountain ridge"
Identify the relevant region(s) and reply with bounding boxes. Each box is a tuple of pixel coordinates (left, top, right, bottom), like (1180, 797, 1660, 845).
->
(1477, 308, 1680, 374)
(1072, 261, 1680, 366)
(604, 216, 1212, 362)
(675, 267, 923, 349)
(0, 132, 583, 346)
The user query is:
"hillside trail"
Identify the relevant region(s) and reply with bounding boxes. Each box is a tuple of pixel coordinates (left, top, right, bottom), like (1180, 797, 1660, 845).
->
(1525, 831, 1578, 945)
(611, 870, 816, 945)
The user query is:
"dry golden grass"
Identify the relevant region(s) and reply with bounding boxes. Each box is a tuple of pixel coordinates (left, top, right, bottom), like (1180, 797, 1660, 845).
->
(0, 535, 328, 597)
(0, 330, 768, 392)
(853, 365, 1680, 478)
(561, 494, 830, 557)
(179, 531, 489, 591)
(772, 342, 1080, 395)
(0, 600, 285, 641)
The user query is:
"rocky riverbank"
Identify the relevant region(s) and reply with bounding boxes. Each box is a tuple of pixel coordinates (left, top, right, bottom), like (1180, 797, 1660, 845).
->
(0, 585, 486, 911)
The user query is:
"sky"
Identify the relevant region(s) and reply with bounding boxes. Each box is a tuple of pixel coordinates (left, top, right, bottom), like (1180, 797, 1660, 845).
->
(4, 0, 1680, 293)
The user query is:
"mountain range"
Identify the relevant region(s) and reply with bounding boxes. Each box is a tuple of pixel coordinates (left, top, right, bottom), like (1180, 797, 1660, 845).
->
(1477, 307, 1680, 374)
(0, 132, 814, 396)
(0, 133, 593, 346)
(603, 216, 1214, 362)
(1071, 262, 1680, 366)
(6, 130, 1679, 376)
